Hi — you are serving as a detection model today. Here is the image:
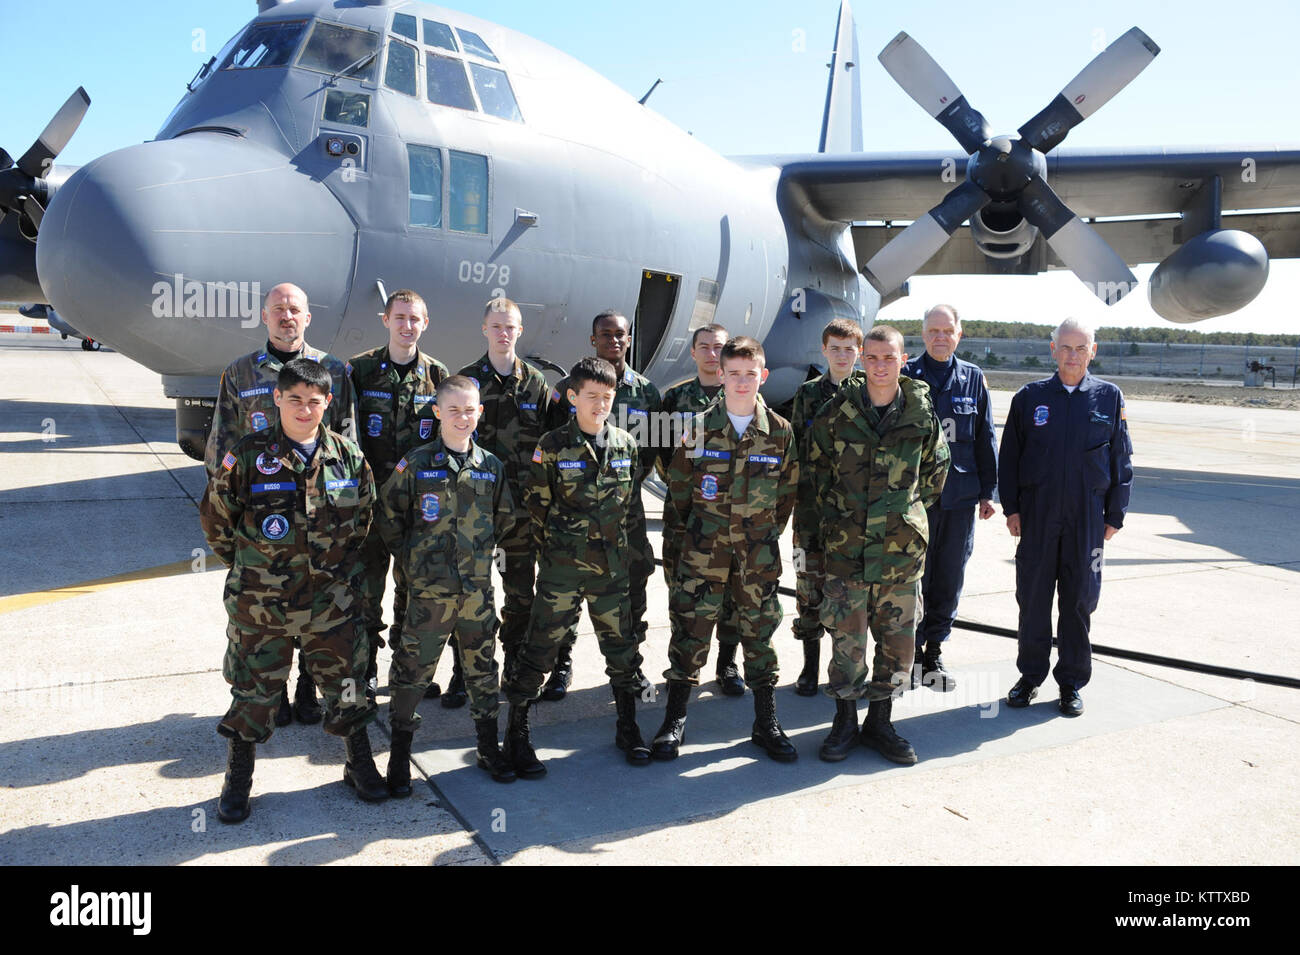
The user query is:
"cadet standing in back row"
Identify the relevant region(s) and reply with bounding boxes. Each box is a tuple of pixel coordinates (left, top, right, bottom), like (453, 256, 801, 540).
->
(204, 282, 357, 727)
(348, 290, 449, 704)
(542, 311, 660, 700)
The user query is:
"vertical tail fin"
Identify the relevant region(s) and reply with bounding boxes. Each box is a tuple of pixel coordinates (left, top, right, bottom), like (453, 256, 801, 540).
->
(818, 2, 863, 152)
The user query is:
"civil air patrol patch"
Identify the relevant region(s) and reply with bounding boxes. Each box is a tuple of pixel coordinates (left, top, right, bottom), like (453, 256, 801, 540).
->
(420, 418, 434, 440)
(551, 388, 561, 403)
(1033, 405, 1049, 427)
(221, 452, 236, 472)
(261, 514, 289, 540)
(701, 474, 718, 501)
(749, 454, 781, 465)
(367, 414, 383, 437)
(256, 452, 282, 475)
(520, 402, 537, 411)
(610, 458, 632, 469)
(250, 411, 269, 432)
(421, 493, 440, 522)
(532, 447, 544, 464)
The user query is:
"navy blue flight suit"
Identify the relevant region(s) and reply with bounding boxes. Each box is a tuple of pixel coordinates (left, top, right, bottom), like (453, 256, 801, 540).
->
(903, 354, 998, 651)
(998, 372, 1133, 690)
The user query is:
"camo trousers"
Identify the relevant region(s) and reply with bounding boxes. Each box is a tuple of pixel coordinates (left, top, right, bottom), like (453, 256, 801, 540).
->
(389, 590, 501, 726)
(665, 557, 780, 689)
(496, 512, 537, 654)
(821, 575, 919, 701)
(792, 546, 825, 642)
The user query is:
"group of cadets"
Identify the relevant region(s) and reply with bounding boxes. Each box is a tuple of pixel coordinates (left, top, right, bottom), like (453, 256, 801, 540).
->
(200, 284, 1132, 823)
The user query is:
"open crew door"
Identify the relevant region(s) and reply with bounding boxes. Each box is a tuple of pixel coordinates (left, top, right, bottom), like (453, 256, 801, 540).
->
(631, 269, 680, 370)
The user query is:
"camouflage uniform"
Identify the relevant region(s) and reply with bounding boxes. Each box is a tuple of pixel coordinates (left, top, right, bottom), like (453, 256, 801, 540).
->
(377, 439, 515, 726)
(503, 418, 645, 703)
(791, 371, 865, 643)
(199, 425, 376, 742)
(547, 365, 661, 642)
(348, 347, 449, 644)
(459, 353, 551, 653)
(807, 376, 950, 700)
(664, 398, 797, 687)
(204, 343, 356, 475)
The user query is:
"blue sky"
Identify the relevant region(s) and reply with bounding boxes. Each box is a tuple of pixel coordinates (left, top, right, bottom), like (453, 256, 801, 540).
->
(7, 0, 1298, 334)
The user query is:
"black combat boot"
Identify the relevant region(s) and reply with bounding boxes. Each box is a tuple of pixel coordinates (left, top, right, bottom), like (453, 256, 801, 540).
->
(860, 698, 917, 765)
(613, 688, 652, 766)
(795, 638, 820, 696)
(387, 727, 414, 798)
(922, 643, 957, 692)
(216, 738, 255, 824)
(540, 644, 573, 701)
(343, 727, 391, 801)
(714, 642, 745, 696)
(423, 680, 442, 699)
(292, 657, 322, 724)
(503, 701, 546, 779)
(818, 698, 860, 762)
(651, 681, 691, 760)
(441, 637, 467, 709)
(475, 717, 517, 783)
(750, 685, 798, 762)
(274, 684, 293, 727)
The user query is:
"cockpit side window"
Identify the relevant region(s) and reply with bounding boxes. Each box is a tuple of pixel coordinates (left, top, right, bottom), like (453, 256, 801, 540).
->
(391, 13, 418, 42)
(407, 145, 443, 229)
(469, 64, 522, 122)
(455, 29, 499, 63)
(422, 20, 458, 52)
(296, 22, 380, 81)
(219, 19, 308, 71)
(384, 39, 418, 97)
(426, 54, 477, 112)
(449, 151, 489, 235)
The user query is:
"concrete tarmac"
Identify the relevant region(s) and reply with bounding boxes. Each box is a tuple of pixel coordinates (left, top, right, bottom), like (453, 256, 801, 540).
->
(1, 335, 1296, 865)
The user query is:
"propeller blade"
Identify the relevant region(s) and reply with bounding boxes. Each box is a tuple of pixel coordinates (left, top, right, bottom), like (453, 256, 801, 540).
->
(878, 32, 991, 154)
(1018, 175, 1136, 305)
(1019, 28, 1160, 153)
(16, 87, 91, 178)
(1, 147, 14, 170)
(863, 180, 991, 295)
(22, 195, 45, 230)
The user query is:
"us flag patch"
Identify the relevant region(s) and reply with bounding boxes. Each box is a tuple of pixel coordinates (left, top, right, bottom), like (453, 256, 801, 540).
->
(395, 458, 408, 473)
(221, 452, 236, 471)
(532, 447, 544, 464)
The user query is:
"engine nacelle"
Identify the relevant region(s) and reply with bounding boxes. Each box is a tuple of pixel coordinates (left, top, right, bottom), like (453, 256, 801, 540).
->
(1148, 229, 1269, 323)
(969, 205, 1039, 260)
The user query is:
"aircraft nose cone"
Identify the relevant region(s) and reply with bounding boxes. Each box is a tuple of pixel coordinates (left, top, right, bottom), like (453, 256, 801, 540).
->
(36, 134, 356, 378)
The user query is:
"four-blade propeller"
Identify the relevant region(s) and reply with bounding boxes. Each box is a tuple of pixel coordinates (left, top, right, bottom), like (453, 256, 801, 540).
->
(0, 87, 91, 237)
(865, 28, 1159, 305)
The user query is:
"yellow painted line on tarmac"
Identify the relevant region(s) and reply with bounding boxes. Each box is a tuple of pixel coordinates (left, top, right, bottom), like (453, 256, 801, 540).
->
(0, 559, 203, 615)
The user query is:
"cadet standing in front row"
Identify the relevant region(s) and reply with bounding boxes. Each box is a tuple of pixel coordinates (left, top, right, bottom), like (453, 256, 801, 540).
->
(807, 325, 949, 765)
(542, 311, 660, 700)
(377, 376, 517, 791)
(348, 290, 449, 704)
(200, 359, 387, 823)
(204, 282, 358, 727)
(502, 358, 652, 775)
(654, 337, 800, 762)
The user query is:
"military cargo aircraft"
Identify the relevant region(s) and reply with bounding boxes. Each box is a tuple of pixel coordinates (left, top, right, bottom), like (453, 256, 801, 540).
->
(1, 0, 1297, 459)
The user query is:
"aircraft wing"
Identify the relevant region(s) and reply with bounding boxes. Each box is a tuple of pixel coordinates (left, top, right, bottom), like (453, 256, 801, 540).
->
(772, 145, 1300, 271)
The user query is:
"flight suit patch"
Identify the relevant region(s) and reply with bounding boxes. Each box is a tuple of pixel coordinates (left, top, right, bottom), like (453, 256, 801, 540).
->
(1033, 405, 1049, 427)
(261, 514, 290, 540)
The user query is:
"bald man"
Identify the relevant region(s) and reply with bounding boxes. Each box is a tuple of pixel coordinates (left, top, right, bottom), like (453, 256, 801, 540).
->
(205, 282, 358, 725)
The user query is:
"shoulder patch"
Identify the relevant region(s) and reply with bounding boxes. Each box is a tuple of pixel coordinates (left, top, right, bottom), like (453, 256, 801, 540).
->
(532, 447, 544, 464)
(394, 458, 408, 473)
(221, 452, 236, 472)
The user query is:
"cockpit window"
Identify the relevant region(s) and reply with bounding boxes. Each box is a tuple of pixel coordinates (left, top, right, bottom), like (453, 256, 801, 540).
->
(426, 53, 477, 112)
(391, 13, 417, 42)
(449, 151, 489, 234)
(455, 29, 499, 63)
(218, 19, 308, 71)
(384, 39, 418, 97)
(323, 90, 370, 128)
(407, 145, 443, 229)
(296, 21, 380, 81)
(422, 19, 458, 52)
(469, 64, 521, 122)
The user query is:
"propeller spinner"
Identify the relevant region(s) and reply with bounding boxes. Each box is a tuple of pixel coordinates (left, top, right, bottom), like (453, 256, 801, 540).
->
(866, 29, 1159, 306)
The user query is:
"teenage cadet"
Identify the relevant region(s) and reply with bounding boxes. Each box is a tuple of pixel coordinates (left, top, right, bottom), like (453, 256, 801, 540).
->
(807, 325, 949, 765)
(901, 305, 997, 691)
(502, 358, 651, 775)
(541, 311, 660, 700)
(658, 323, 748, 695)
(204, 282, 357, 727)
(999, 317, 1132, 716)
(790, 318, 864, 697)
(457, 298, 551, 683)
(348, 290, 449, 705)
(200, 359, 385, 822)
(377, 376, 517, 790)
(654, 337, 800, 762)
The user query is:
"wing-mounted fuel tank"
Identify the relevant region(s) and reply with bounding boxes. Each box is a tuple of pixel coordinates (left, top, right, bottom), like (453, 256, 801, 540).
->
(1148, 228, 1269, 323)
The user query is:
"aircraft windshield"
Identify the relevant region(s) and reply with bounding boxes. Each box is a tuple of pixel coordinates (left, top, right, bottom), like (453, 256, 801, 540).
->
(427, 54, 476, 112)
(385, 40, 418, 97)
(422, 20, 458, 52)
(219, 19, 308, 71)
(296, 22, 380, 81)
(392, 13, 417, 42)
(455, 29, 498, 63)
(469, 64, 521, 122)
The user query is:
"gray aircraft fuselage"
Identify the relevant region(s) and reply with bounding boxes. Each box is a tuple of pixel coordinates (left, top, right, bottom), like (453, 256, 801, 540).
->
(32, 0, 872, 450)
